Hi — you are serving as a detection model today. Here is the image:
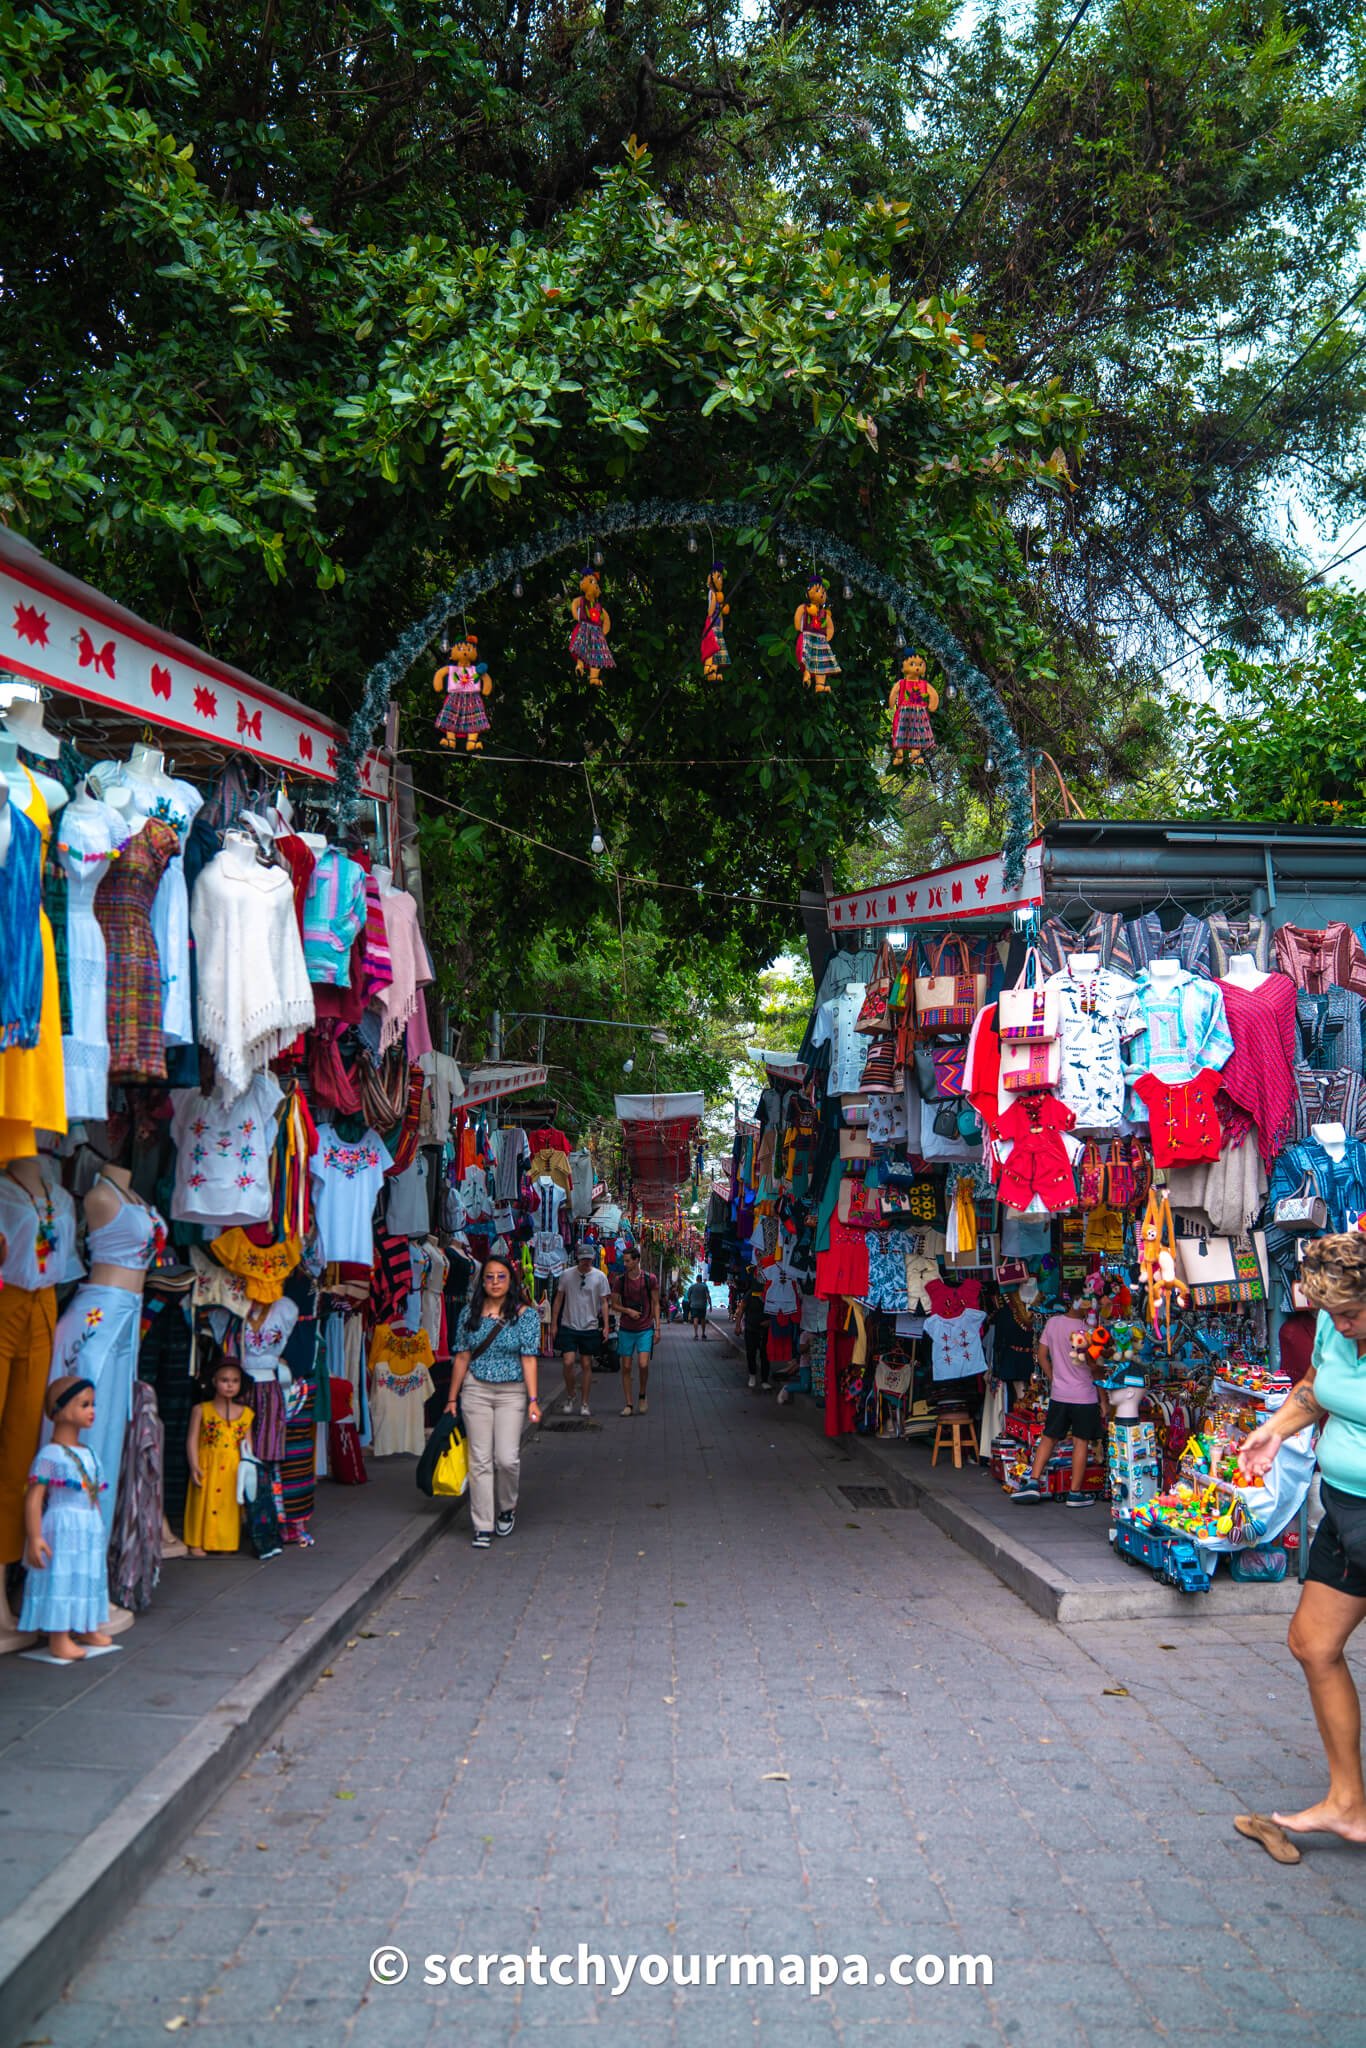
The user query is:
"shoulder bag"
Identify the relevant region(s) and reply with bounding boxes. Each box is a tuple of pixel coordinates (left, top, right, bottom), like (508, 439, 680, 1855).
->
(1273, 1171, 1329, 1232)
(1174, 1233, 1266, 1307)
(1000, 1037, 1061, 1092)
(854, 941, 896, 1034)
(914, 936, 985, 1032)
(997, 947, 1058, 1043)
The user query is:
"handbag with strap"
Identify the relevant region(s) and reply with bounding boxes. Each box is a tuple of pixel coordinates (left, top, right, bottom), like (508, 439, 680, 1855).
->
(1077, 1140, 1106, 1210)
(1175, 1233, 1266, 1307)
(914, 936, 984, 1032)
(887, 949, 914, 1016)
(997, 947, 1058, 1043)
(859, 1035, 898, 1094)
(854, 941, 896, 1034)
(1273, 1171, 1329, 1232)
(1000, 1037, 1061, 1092)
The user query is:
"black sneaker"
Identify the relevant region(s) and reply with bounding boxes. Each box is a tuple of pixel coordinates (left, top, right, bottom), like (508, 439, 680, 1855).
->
(495, 1510, 516, 1538)
(1064, 1491, 1096, 1508)
(471, 1529, 492, 1549)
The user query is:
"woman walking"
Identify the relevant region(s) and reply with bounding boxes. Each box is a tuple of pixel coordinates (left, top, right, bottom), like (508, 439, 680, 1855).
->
(1235, 1234, 1366, 1859)
(447, 1255, 541, 1550)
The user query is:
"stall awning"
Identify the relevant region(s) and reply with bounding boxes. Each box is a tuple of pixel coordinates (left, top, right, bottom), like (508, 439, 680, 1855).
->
(0, 530, 387, 799)
(826, 839, 1044, 931)
(461, 1063, 549, 1107)
(614, 1092, 705, 1217)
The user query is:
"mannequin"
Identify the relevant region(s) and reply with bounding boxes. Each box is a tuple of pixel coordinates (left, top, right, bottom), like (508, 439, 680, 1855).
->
(0, 729, 67, 823)
(0, 735, 68, 1162)
(44, 1166, 166, 1574)
(1, 694, 61, 760)
(1146, 957, 1182, 986)
(1223, 951, 1270, 990)
(1310, 1121, 1348, 1162)
(1066, 952, 1100, 973)
(298, 830, 329, 853)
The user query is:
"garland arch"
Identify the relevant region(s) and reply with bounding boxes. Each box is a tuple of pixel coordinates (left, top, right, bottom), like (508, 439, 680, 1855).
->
(336, 499, 1034, 887)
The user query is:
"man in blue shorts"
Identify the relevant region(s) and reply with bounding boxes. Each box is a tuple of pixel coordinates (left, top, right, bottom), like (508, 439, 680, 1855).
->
(614, 1247, 661, 1415)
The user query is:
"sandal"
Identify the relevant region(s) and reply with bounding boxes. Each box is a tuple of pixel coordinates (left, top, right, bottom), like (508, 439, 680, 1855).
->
(620, 1405, 635, 1416)
(1234, 1813, 1302, 1864)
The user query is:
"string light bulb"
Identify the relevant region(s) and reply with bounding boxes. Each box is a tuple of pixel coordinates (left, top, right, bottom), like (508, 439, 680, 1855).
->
(984, 755, 995, 774)
(512, 577, 524, 598)
(687, 533, 698, 553)
(843, 581, 853, 600)
(590, 829, 606, 856)
(777, 550, 787, 571)
(592, 547, 604, 568)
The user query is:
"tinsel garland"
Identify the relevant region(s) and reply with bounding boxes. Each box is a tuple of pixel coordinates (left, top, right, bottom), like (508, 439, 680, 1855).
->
(335, 498, 1034, 886)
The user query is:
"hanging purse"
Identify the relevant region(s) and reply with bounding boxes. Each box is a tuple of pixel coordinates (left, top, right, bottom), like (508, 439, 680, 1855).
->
(913, 1047, 942, 1100)
(854, 941, 896, 1034)
(1273, 1171, 1329, 1232)
(997, 947, 1059, 1042)
(1104, 1137, 1137, 1210)
(1078, 1140, 1105, 1211)
(1175, 1233, 1266, 1306)
(859, 1036, 898, 1094)
(931, 1044, 968, 1097)
(914, 936, 984, 1032)
(1000, 1038, 1061, 1092)
(838, 1129, 872, 1161)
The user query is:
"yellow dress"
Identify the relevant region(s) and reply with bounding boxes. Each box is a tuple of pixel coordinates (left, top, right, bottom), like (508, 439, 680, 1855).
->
(184, 1402, 254, 1551)
(0, 768, 67, 1159)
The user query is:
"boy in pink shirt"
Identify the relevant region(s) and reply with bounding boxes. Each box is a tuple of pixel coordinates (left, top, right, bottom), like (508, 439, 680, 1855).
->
(1011, 1297, 1106, 1507)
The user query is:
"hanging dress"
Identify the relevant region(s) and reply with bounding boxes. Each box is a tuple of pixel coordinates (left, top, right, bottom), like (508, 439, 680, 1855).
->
(94, 819, 179, 1084)
(56, 795, 126, 1121)
(0, 767, 67, 1157)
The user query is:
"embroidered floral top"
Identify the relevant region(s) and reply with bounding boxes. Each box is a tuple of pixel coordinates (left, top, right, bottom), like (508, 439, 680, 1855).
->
(170, 1073, 284, 1229)
(453, 1307, 542, 1383)
(310, 1124, 393, 1265)
(1124, 968, 1234, 1118)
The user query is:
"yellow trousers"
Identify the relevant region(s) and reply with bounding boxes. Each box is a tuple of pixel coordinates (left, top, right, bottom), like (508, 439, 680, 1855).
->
(0, 1285, 56, 1562)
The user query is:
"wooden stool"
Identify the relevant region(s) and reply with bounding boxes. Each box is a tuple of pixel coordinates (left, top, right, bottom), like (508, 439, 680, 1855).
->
(931, 1409, 979, 1469)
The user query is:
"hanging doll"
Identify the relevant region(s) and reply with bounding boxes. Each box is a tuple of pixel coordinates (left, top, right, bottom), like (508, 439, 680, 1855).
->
(1137, 1188, 1188, 1348)
(19, 1376, 113, 1661)
(569, 569, 615, 686)
(793, 578, 840, 692)
(433, 634, 492, 752)
(700, 563, 730, 680)
(888, 648, 939, 765)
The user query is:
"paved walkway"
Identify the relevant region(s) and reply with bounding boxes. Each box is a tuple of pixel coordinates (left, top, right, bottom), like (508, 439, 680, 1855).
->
(25, 1323, 1366, 2047)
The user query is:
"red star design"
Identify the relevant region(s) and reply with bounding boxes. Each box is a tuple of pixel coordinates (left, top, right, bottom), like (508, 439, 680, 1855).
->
(193, 685, 219, 720)
(13, 602, 49, 647)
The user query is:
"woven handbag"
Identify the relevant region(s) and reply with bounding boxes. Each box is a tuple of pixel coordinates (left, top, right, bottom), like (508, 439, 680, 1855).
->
(914, 936, 984, 1032)
(1175, 1234, 1265, 1306)
(854, 941, 896, 1035)
(1000, 1037, 1061, 1092)
(997, 947, 1058, 1042)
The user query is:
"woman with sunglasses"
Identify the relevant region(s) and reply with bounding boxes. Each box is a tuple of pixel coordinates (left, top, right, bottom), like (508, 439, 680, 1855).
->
(447, 1255, 542, 1549)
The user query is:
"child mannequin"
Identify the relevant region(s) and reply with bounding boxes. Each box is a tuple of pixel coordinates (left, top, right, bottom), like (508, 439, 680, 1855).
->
(20, 1376, 113, 1661)
(185, 1359, 254, 1556)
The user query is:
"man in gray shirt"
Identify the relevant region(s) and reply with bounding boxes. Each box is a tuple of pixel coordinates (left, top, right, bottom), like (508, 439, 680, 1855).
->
(551, 1245, 611, 1417)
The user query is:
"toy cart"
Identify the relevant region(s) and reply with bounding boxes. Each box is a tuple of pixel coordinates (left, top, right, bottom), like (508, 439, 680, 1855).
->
(1111, 1515, 1211, 1594)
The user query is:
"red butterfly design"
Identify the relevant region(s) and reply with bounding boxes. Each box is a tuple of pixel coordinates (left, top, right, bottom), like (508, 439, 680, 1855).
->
(77, 629, 116, 678)
(12, 602, 49, 647)
(193, 685, 218, 720)
(236, 702, 263, 741)
(150, 664, 172, 701)
(297, 732, 314, 762)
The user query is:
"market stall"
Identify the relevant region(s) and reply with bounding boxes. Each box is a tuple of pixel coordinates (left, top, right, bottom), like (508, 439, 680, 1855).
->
(725, 820, 1366, 1591)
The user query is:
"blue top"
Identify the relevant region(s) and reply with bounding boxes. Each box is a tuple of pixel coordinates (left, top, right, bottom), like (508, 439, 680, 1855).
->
(455, 1306, 542, 1383)
(1312, 1311, 1366, 1499)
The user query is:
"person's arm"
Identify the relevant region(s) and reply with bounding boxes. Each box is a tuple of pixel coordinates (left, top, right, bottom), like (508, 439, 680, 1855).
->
(187, 1404, 204, 1489)
(549, 1278, 563, 1342)
(522, 1352, 541, 1424)
(599, 1277, 611, 1339)
(652, 1275, 661, 1337)
(446, 1325, 472, 1414)
(22, 1474, 50, 1571)
(1237, 1369, 1328, 1482)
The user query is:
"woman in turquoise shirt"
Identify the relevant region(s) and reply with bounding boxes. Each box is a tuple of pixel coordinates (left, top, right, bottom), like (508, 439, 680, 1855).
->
(1237, 1234, 1366, 1859)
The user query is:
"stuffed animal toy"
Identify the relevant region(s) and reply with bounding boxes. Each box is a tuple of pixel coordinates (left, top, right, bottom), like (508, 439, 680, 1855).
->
(700, 563, 730, 680)
(1137, 1188, 1187, 1347)
(569, 570, 615, 686)
(887, 648, 939, 765)
(433, 635, 492, 751)
(793, 578, 840, 691)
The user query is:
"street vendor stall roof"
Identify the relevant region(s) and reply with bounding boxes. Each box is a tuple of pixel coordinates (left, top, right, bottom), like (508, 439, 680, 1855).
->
(0, 527, 387, 798)
(614, 1091, 704, 1218)
(460, 1063, 549, 1107)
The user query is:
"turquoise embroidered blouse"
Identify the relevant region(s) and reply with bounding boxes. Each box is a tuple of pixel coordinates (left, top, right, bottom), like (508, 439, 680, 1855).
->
(454, 1307, 542, 1383)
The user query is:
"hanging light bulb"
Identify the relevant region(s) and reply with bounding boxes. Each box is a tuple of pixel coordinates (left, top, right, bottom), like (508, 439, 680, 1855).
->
(592, 546, 604, 568)
(777, 550, 788, 571)
(947, 683, 958, 699)
(843, 581, 853, 600)
(687, 532, 698, 554)
(513, 577, 524, 598)
(984, 755, 995, 774)
(590, 829, 605, 856)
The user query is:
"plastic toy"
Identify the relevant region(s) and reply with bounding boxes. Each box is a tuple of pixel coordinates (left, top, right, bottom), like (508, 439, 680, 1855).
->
(887, 649, 938, 765)
(1113, 1515, 1211, 1593)
(700, 564, 730, 680)
(569, 570, 615, 686)
(433, 634, 492, 751)
(793, 579, 840, 692)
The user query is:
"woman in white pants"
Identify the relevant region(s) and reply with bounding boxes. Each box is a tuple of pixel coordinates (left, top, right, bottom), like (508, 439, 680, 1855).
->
(447, 1256, 541, 1549)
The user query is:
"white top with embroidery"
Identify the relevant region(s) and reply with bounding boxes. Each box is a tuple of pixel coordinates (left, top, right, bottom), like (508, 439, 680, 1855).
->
(811, 983, 870, 1096)
(924, 1308, 987, 1381)
(240, 1296, 300, 1383)
(1044, 968, 1141, 1132)
(170, 1074, 284, 1228)
(368, 1327, 436, 1456)
(311, 1124, 394, 1264)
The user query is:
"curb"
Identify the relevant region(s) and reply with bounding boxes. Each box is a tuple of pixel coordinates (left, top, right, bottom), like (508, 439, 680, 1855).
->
(711, 1317, 1299, 1624)
(0, 1393, 560, 2041)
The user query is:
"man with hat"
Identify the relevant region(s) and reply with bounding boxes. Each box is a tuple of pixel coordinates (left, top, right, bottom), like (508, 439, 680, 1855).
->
(550, 1242, 611, 1418)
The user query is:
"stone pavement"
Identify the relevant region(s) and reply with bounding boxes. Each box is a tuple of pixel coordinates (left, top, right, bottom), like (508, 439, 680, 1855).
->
(21, 1322, 1366, 2048)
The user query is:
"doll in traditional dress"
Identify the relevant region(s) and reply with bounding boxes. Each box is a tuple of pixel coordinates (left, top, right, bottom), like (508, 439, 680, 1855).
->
(434, 634, 492, 751)
(20, 1377, 113, 1661)
(793, 578, 840, 691)
(700, 563, 730, 680)
(888, 648, 939, 765)
(569, 569, 615, 686)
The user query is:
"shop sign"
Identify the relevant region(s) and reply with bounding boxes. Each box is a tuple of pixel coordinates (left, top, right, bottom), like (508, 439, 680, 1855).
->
(0, 543, 387, 799)
(460, 1063, 549, 1106)
(825, 839, 1044, 931)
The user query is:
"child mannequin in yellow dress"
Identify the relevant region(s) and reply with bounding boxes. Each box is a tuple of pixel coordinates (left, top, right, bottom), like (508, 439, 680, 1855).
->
(185, 1358, 254, 1555)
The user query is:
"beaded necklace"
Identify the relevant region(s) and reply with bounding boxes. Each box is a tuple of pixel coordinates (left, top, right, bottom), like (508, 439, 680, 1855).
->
(5, 1167, 57, 1277)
